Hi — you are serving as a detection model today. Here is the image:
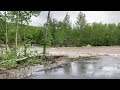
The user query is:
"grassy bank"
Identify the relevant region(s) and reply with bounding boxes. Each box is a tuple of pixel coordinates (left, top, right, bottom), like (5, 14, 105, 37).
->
(0, 54, 97, 70)
(0, 53, 98, 79)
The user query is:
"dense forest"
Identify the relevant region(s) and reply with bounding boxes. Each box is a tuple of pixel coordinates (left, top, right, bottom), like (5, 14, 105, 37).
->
(0, 11, 120, 48)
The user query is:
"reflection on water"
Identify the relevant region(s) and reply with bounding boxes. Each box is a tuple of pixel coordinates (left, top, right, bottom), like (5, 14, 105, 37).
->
(24, 56, 120, 79)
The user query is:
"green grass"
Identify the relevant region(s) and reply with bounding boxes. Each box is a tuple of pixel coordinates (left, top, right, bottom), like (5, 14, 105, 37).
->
(0, 58, 43, 69)
(0, 55, 52, 70)
(0, 53, 98, 70)
(0, 60, 17, 69)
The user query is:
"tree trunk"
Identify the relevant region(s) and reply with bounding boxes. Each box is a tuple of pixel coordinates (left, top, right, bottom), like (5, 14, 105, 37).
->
(43, 11, 50, 58)
(5, 11, 8, 51)
(15, 11, 19, 57)
(20, 15, 27, 57)
(23, 25, 27, 57)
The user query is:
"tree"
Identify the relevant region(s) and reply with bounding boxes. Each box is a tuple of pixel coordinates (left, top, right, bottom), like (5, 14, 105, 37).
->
(48, 17, 58, 46)
(15, 11, 19, 56)
(7, 11, 41, 56)
(0, 12, 5, 45)
(18, 11, 41, 56)
(75, 11, 87, 46)
(75, 11, 87, 31)
(62, 12, 72, 46)
(4, 11, 8, 50)
(43, 11, 50, 57)
(0, 11, 9, 50)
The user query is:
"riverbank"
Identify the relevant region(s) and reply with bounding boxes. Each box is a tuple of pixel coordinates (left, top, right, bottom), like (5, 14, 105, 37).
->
(22, 46, 120, 59)
(0, 55, 96, 79)
(1, 46, 120, 79)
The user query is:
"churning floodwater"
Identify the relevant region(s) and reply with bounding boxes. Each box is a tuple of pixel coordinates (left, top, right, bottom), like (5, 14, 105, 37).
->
(24, 56, 120, 79)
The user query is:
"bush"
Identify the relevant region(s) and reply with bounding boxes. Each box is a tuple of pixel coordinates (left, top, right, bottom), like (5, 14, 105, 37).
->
(0, 60, 17, 69)
(0, 50, 16, 60)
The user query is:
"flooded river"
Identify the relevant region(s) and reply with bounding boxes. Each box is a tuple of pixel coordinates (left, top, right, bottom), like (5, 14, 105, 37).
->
(24, 56, 120, 79)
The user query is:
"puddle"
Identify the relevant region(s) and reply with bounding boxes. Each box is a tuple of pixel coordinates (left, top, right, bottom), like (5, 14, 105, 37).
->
(24, 56, 120, 79)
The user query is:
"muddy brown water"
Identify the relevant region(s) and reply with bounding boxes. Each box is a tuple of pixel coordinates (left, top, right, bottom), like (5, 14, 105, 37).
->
(24, 56, 120, 79)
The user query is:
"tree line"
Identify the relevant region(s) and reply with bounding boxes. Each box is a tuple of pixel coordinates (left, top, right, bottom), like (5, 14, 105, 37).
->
(0, 11, 120, 49)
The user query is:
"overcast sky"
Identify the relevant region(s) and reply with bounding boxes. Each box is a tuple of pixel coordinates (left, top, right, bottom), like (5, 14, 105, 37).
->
(29, 11, 120, 26)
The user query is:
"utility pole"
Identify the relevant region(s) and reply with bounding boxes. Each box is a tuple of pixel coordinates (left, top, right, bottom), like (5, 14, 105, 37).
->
(43, 11, 50, 57)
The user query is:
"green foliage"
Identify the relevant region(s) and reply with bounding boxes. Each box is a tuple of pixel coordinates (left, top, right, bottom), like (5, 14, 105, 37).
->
(1, 50, 16, 60)
(0, 11, 120, 46)
(1, 11, 120, 69)
(75, 11, 87, 30)
(0, 60, 17, 69)
(1, 11, 120, 47)
(18, 58, 42, 67)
